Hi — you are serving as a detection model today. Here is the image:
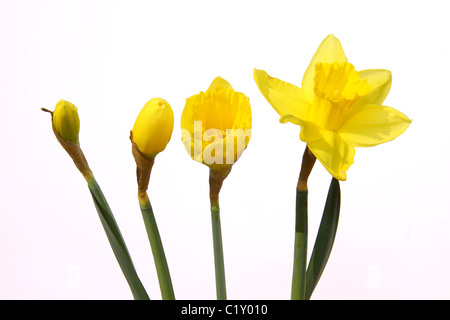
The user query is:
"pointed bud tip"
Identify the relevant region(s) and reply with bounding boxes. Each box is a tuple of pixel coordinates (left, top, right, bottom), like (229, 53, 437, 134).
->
(52, 100, 80, 144)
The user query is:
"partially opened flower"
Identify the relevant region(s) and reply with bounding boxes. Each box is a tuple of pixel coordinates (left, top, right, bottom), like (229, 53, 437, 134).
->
(181, 76, 252, 171)
(254, 34, 411, 180)
(181, 76, 252, 300)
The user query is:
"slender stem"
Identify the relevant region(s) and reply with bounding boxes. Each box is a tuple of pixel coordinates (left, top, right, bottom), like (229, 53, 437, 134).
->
(139, 193, 175, 300)
(211, 202, 227, 300)
(291, 188, 308, 300)
(291, 146, 314, 299)
(209, 168, 230, 300)
(86, 177, 150, 300)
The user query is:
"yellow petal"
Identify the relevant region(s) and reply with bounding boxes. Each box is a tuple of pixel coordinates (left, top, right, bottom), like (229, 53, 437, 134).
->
(52, 99, 80, 143)
(203, 139, 225, 167)
(181, 125, 203, 163)
(181, 93, 202, 136)
(132, 98, 174, 156)
(302, 34, 348, 103)
(207, 76, 233, 92)
(307, 130, 355, 181)
(354, 69, 392, 107)
(339, 104, 411, 147)
(254, 69, 311, 119)
(279, 114, 322, 143)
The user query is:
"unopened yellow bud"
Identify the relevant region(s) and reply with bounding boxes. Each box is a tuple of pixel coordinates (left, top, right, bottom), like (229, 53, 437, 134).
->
(132, 98, 174, 156)
(52, 99, 80, 143)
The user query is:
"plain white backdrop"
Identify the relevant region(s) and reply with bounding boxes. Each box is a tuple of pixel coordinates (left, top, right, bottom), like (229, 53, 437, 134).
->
(1, 0, 449, 300)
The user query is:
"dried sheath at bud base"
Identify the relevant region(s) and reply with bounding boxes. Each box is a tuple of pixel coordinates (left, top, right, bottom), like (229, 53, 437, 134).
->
(130, 132, 155, 199)
(42, 102, 92, 179)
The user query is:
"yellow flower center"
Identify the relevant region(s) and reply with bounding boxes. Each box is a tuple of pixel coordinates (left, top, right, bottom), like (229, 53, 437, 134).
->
(311, 62, 371, 130)
(198, 88, 241, 133)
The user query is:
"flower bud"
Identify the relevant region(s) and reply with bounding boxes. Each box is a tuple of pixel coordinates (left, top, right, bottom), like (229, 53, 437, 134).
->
(132, 98, 174, 156)
(42, 100, 91, 179)
(52, 99, 80, 143)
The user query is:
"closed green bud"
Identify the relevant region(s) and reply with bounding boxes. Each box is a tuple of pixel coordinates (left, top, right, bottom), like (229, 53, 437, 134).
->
(52, 99, 80, 143)
(42, 100, 91, 179)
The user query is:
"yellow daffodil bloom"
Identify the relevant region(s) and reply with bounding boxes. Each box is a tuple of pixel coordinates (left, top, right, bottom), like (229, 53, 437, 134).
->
(181, 76, 252, 170)
(132, 98, 174, 157)
(52, 99, 80, 143)
(254, 34, 411, 180)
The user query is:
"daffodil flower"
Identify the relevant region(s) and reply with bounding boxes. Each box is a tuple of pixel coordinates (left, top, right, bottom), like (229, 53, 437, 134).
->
(254, 34, 411, 180)
(181, 76, 252, 171)
(181, 76, 252, 300)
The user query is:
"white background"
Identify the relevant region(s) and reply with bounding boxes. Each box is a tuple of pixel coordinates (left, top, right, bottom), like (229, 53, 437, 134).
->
(1, 0, 449, 300)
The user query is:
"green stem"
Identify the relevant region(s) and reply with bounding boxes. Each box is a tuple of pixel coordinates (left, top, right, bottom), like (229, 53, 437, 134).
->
(138, 194, 175, 300)
(87, 177, 150, 300)
(291, 188, 308, 300)
(211, 203, 227, 300)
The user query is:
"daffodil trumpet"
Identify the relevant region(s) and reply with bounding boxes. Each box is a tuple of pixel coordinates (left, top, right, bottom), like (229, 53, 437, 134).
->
(181, 76, 252, 300)
(42, 100, 149, 300)
(130, 98, 175, 300)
